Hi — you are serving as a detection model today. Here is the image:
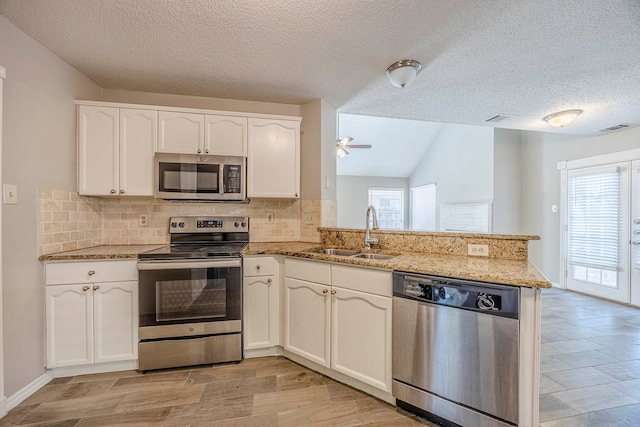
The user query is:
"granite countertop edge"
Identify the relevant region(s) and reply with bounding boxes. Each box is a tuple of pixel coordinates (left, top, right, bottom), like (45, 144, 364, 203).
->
(40, 242, 551, 289)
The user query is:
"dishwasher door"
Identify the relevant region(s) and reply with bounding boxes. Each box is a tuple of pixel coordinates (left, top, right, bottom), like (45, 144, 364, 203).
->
(393, 296, 519, 424)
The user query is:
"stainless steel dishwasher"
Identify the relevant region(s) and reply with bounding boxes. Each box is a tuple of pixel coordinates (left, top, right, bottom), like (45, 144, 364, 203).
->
(392, 272, 520, 427)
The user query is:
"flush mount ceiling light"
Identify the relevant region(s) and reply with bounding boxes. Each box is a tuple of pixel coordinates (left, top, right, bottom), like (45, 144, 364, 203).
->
(386, 59, 422, 88)
(336, 137, 372, 157)
(543, 109, 583, 127)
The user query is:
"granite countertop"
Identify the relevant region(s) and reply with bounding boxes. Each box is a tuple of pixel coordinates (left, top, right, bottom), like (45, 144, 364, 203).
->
(38, 245, 166, 261)
(40, 242, 551, 288)
(244, 242, 551, 289)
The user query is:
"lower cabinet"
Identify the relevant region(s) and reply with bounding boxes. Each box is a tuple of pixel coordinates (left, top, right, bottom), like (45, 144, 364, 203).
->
(243, 256, 280, 351)
(283, 258, 393, 392)
(45, 261, 138, 368)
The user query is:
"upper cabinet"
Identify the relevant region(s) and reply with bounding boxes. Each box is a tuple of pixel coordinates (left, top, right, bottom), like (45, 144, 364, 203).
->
(248, 118, 300, 198)
(158, 112, 247, 156)
(78, 105, 156, 196)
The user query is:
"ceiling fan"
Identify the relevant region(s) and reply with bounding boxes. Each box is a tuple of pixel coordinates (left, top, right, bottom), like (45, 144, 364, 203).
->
(336, 137, 372, 157)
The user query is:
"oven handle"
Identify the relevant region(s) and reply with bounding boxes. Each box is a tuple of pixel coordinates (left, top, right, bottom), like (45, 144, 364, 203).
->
(137, 259, 242, 270)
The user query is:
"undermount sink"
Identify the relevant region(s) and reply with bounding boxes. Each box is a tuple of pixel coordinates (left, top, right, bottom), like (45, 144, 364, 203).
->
(316, 248, 360, 256)
(351, 253, 396, 260)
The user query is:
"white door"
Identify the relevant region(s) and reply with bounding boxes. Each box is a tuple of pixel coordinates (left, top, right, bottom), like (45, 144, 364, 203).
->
(566, 163, 630, 302)
(78, 105, 118, 196)
(93, 281, 138, 363)
(243, 275, 278, 349)
(205, 115, 247, 156)
(331, 287, 392, 391)
(158, 111, 204, 154)
(46, 284, 93, 367)
(284, 278, 330, 367)
(119, 109, 156, 196)
(630, 161, 640, 306)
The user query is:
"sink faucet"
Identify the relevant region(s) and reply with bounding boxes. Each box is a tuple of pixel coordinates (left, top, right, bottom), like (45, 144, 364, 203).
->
(365, 205, 379, 249)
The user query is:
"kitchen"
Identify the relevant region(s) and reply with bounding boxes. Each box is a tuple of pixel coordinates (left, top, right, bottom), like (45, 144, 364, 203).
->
(1, 1, 640, 426)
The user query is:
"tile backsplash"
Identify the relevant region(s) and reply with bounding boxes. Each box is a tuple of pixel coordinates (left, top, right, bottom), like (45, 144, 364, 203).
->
(39, 188, 336, 256)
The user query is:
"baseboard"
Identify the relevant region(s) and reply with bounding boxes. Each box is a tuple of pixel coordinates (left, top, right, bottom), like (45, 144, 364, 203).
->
(0, 395, 7, 418)
(7, 373, 53, 411)
(47, 360, 138, 378)
(244, 346, 282, 358)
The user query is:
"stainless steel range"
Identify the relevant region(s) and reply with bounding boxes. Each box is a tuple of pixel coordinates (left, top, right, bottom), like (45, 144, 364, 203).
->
(137, 216, 248, 371)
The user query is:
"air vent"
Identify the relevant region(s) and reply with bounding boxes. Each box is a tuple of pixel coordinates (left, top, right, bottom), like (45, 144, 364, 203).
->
(599, 124, 635, 133)
(485, 114, 512, 123)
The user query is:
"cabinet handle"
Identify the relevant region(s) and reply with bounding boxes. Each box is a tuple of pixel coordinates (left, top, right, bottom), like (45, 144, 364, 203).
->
(197, 149, 202, 154)
(267, 278, 272, 283)
(256, 265, 261, 270)
(295, 193, 299, 197)
(88, 270, 95, 276)
(322, 289, 328, 294)
(82, 286, 90, 292)
(93, 285, 100, 291)
(331, 289, 336, 295)
(110, 189, 116, 194)
(635, 219, 640, 224)
(119, 189, 125, 194)
(205, 149, 209, 154)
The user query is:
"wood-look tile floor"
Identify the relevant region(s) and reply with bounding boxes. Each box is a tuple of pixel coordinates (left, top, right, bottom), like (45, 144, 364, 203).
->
(540, 288, 640, 426)
(0, 357, 435, 427)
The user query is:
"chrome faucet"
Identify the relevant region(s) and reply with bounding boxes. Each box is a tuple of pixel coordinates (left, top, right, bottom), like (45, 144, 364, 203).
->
(365, 205, 379, 249)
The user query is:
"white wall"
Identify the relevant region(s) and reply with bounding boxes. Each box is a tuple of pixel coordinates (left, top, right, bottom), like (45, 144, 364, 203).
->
(493, 129, 522, 234)
(520, 127, 640, 283)
(409, 123, 494, 225)
(0, 16, 103, 396)
(337, 176, 409, 229)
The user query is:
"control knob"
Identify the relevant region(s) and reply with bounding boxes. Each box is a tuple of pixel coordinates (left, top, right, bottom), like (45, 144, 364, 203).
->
(234, 222, 240, 227)
(178, 222, 185, 228)
(170, 222, 177, 228)
(438, 287, 447, 299)
(241, 222, 246, 228)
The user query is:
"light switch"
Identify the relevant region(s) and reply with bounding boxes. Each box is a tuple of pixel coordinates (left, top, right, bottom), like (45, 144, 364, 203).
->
(3, 184, 17, 204)
(551, 204, 558, 213)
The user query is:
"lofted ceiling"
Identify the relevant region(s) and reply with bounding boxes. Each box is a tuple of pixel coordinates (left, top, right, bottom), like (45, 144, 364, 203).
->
(1, 1, 640, 137)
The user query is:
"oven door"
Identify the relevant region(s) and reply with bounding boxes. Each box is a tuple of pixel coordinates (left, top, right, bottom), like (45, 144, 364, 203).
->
(137, 259, 242, 338)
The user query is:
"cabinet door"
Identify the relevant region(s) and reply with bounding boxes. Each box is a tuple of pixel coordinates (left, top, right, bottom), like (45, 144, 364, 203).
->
(46, 284, 93, 368)
(205, 115, 247, 156)
(158, 111, 204, 154)
(244, 275, 278, 349)
(331, 287, 392, 392)
(93, 281, 138, 363)
(284, 278, 330, 367)
(119, 109, 156, 196)
(248, 118, 300, 198)
(78, 105, 119, 196)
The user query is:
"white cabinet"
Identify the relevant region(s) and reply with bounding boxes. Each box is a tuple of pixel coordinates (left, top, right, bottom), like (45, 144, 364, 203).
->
(45, 260, 138, 368)
(248, 118, 300, 198)
(158, 112, 247, 156)
(243, 256, 279, 351)
(78, 105, 155, 196)
(283, 258, 393, 392)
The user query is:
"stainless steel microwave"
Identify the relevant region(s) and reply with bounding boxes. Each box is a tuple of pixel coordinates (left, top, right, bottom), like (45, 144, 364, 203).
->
(154, 153, 246, 201)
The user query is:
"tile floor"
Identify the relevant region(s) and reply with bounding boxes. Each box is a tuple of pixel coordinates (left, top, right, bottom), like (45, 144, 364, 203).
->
(540, 287, 640, 426)
(0, 357, 434, 427)
(4, 287, 640, 426)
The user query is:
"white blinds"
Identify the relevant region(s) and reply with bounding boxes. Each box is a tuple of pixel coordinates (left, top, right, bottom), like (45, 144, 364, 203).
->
(568, 168, 621, 270)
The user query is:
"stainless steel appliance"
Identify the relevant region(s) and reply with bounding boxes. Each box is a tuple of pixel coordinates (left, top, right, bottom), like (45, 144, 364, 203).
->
(137, 216, 248, 371)
(392, 272, 520, 427)
(155, 153, 246, 201)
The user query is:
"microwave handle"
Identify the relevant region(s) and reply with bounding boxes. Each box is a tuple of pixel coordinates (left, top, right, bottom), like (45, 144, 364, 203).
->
(219, 163, 225, 195)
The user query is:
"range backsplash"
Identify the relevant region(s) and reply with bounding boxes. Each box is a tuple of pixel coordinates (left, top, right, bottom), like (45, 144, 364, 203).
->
(38, 188, 336, 256)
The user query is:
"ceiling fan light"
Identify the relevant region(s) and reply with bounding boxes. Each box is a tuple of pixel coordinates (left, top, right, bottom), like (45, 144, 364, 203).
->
(543, 109, 583, 127)
(386, 60, 422, 88)
(337, 146, 349, 158)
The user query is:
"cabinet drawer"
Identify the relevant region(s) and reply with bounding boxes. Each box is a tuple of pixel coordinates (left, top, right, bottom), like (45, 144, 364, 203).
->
(284, 258, 331, 285)
(45, 260, 138, 285)
(332, 265, 392, 297)
(243, 256, 275, 277)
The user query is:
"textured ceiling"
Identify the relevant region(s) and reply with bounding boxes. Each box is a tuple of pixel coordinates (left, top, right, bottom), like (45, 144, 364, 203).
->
(1, 0, 640, 137)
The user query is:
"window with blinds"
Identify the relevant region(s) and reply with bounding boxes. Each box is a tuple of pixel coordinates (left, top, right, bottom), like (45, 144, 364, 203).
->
(368, 188, 405, 230)
(568, 167, 621, 287)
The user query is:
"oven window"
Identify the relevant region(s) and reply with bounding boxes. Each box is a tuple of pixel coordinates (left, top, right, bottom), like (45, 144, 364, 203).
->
(156, 278, 226, 322)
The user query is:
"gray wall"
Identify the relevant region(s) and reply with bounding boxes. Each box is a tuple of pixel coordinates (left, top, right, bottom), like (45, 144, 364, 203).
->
(336, 176, 409, 229)
(0, 16, 103, 396)
(520, 126, 640, 283)
(493, 129, 522, 234)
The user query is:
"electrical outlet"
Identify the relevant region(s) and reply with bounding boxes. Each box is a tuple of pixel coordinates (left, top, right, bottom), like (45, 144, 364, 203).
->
(139, 213, 149, 227)
(3, 184, 17, 204)
(468, 244, 489, 257)
(305, 212, 315, 225)
(266, 212, 274, 224)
